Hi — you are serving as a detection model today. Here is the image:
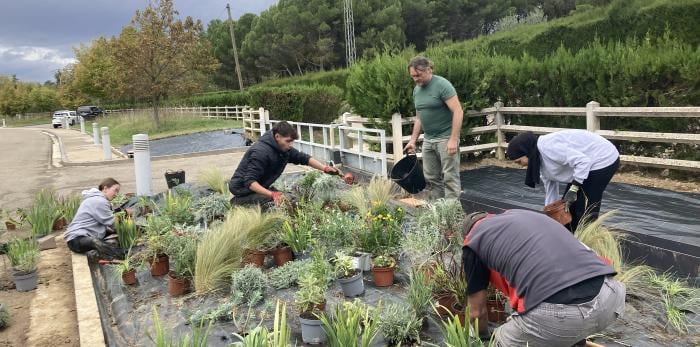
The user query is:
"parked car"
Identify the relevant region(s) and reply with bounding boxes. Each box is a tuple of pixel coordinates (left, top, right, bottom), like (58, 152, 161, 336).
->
(52, 110, 77, 128)
(76, 105, 103, 119)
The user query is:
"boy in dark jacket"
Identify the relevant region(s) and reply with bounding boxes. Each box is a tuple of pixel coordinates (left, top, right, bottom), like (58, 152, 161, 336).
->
(229, 121, 339, 206)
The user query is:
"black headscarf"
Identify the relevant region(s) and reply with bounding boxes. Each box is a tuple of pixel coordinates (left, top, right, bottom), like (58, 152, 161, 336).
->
(506, 132, 541, 188)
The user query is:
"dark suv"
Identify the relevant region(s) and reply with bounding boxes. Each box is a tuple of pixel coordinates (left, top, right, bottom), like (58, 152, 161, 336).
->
(76, 105, 103, 119)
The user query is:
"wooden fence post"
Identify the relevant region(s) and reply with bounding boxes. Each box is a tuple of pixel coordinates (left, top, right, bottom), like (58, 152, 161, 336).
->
(391, 113, 403, 161)
(494, 101, 505, 160)
(259, 107, 266, 136)
(586, 101, 600, 132)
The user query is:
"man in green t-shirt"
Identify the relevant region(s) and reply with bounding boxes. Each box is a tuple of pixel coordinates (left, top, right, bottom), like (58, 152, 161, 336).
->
(404, 56, 464, 199)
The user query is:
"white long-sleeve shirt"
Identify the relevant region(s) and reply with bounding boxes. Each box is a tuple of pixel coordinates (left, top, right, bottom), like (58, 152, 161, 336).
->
(538, 130, 619, 205)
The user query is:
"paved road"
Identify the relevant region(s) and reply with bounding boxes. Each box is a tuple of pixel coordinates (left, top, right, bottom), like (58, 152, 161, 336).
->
(0, 128, 56, 210)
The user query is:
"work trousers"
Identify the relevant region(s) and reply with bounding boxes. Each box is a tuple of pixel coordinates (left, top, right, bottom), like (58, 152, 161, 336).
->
(422, 138, 462, 200)
(565, 157, 620, 233)
(67, 236, 124, 260)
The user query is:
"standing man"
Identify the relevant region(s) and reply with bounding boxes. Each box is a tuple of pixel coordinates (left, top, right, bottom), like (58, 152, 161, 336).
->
(462, 209, 625, 347)
(229, 121, 340, 206)
(403, 56, 464, 199)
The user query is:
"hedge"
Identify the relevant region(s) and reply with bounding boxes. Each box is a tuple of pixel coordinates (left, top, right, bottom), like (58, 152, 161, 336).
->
(247, 84, 343, 124)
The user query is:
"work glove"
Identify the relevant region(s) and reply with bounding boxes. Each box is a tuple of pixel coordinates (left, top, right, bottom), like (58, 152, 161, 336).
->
(322, 165, 340, 175)
(564, 181, 581, 211)
(270, 191, 285, 204)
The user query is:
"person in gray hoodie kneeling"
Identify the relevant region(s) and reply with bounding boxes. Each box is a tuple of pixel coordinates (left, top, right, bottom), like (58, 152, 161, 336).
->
(64, 177, 124, 259)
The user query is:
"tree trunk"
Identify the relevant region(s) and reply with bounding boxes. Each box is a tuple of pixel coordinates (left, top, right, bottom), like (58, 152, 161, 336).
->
(152, 95, 161, 129)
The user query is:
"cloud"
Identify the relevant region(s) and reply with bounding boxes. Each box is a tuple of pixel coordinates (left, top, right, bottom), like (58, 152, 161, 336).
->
(0, 0, 278, 82)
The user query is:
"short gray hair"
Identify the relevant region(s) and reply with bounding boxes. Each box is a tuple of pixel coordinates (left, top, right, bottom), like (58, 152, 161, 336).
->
(408, 56, 433, 72)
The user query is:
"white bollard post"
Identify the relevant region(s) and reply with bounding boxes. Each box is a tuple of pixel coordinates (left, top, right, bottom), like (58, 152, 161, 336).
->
(132, 134, 152, 196)
(2, 119, 5, 128)
(65, 117, 70, 130)
(80, 117, 85, 134)
(62, 117, 68, 129)
(92, 123, 100, 144)
(101, 127, 112, 160)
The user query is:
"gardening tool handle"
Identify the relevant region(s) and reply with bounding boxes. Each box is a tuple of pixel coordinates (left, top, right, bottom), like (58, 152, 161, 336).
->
(403, 149, 417, 156)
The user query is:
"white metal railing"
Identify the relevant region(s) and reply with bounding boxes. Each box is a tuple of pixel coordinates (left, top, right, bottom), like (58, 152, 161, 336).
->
(267, 119, 338, 165)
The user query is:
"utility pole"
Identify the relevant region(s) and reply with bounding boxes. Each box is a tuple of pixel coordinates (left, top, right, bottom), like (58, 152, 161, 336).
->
(226, 3, 244, 91)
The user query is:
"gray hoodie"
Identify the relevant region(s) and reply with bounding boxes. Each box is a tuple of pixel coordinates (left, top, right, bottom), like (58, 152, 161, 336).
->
(64, 188, 115, 242)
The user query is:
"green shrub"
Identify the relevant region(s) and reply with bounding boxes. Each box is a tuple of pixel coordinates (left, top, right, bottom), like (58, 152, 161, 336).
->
(167, 91, 251, 107)
(258, 69, 349, 90)
(248, 84, 343, 124)
(268, 259, 309, 289)
(377, 302, 422, 345)
(6, 238, 40, 273)
(0, 303, 10, 329)
(231, 265, 267, 304)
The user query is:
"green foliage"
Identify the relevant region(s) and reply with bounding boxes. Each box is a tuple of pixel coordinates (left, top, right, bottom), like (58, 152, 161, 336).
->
(148, 306, 212, 347)
(231, 265, 268, 304)
(407, 269, 434, 318)
(6, 237, 40, 273)
(294, 272, 327, 315)
(247, 84, 343, 124)
(115, 213, 138, 250)
(60, 194, 82, 224)
(0, 303, 10, 329)
(26, 188, 62, 237)
(433, 305, 494, 347)
(313, 208, 357, 256)
(280, 218, 311, 254)
(168, 232, 198, 279)
(194, 207, 280, 293)
(268, 259, 309, 289)
(346, 51, 416, 120)
(110, 193, 129, 210)
(258, 69, 349, 90)
(231, 301, 291, 347)
(166, 91, 250, 107)
(188, 301, 236, 325)
(377, 302, 422, 345)
(295, 171, 320, 200)
(160, 191, 195, 225)
(112, 250, 139, 279)
(320, 300, 380, 347)
(333, 252, 356, 278)
(193, 193, 230, 224)
(359, 204, 405, 255)
(372, 255, 396, 269)
(311, 174, 340, 203)
(197, 166, 229, 195)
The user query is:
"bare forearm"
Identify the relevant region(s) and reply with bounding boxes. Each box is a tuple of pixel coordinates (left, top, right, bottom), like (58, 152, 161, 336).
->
(410, 116, 422, 142)
(468, 290, 489, 334)
(249, 181, 272, 198)
(307, 158, 325, 171)
(450, 110, 463, 141)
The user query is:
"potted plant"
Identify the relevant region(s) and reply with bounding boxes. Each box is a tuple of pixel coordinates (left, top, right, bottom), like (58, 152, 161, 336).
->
(115, 213, 139, 250)
(113, 252, 139, 285)
(334, 251, 365, 297)
(137, 196, 155, 215)
(193, 193, 230, 227)
(60, 194, 81, 224)
(377, 302, 422, 346)
(407, 269, 434, 320)
(6, 237, 40, 292)
(142, 216, 173, 276)
(431, 262, 458, 316)
(167, 232, 197, 296)
(239, 207, 284, 267)
(1, 208, 24, 231)
(487, 287, 508, 323)
(295, 272, 328, 344)
(280, 218, 312, 260)
(320, 300, 380, 347)
(371, 255, 396, 287)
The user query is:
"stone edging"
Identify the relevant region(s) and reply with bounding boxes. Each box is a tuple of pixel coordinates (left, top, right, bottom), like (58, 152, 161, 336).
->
(71, 252, 107, 346)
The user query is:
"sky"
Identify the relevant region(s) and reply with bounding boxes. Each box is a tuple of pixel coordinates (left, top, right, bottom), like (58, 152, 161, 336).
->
(0, 0, 278, 83)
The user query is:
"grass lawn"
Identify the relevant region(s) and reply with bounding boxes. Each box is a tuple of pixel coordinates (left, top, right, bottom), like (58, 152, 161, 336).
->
(95, 109, 243, 145)
(2, 114, 51, 127)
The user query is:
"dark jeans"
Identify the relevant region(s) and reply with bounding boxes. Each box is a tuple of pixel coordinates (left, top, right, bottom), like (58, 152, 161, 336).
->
(565, 158, 620, 233)
(67, 236, 124, 260)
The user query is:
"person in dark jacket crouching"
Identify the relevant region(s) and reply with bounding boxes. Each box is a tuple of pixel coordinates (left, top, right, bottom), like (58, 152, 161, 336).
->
(229, 121, 340, 206)
(462, 210, 625, 347)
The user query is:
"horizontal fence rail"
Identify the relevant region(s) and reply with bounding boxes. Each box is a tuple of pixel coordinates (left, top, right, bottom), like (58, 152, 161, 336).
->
(105, 101, 700, 174)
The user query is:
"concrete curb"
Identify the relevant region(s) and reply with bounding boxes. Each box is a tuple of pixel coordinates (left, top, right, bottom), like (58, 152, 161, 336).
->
(57, 146, 249, 167)
(71, 252, 107, 346)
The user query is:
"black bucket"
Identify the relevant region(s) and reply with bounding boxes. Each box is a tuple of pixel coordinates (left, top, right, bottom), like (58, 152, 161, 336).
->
(165, 169, 186, 188)
(390, 154, 426, 194)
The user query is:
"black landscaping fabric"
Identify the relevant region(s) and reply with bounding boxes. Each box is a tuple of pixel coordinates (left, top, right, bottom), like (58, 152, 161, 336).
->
(119, 129, 247, 157)
(459, 166, 700, 248)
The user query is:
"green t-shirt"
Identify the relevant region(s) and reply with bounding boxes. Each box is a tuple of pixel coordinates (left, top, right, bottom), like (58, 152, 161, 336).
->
(413, 75, 457, 140)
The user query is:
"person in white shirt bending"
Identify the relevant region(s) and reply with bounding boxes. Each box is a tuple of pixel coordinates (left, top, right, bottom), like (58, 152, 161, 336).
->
(506, 130, 620, 233)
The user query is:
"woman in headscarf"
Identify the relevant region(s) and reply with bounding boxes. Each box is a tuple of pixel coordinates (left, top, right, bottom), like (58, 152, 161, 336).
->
(506, 130, 620, 232)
